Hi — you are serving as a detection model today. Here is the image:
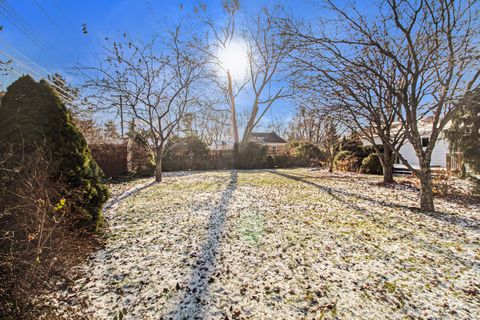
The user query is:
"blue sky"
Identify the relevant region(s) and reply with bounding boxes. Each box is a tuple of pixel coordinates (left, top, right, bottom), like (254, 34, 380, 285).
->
(0, 0, 330, 130)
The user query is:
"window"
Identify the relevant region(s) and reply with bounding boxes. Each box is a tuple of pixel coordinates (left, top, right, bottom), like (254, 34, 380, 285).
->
(421, 137, 429, 147)
(271, 145, 277, 150)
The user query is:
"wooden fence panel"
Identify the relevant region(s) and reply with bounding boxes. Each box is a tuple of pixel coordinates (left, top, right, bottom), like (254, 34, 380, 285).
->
(90, 143, 128, 178)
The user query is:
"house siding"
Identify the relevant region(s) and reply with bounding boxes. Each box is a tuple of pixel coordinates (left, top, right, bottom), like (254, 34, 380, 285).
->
(429, 137, 449, 167)
(362, 134, 450, 169)
(265, 142, 288, 156)
(397, 135, 448, 168)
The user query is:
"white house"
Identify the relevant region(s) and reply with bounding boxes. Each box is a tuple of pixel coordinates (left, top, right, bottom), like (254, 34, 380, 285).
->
(361, 119, 452, 169)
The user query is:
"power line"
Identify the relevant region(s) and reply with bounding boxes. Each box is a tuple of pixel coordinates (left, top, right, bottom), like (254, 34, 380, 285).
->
(0, 0, 102, 109)
(50, 0, 100, 55)
(0, 1, 53, 56)
(0, 0, 97, 84)
(31, 0, 97, 58)
(2, 41, 55, 80)
(5, 66, 78, 107)
(32, 0, 66, 37)
(0, 46, 99, 114)
(0, 48, 91, 109)
(0, 0, 110, 117)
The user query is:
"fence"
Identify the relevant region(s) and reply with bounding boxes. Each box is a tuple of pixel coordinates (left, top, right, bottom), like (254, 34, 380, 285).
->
(89, 143, 128, 178)
(446, 153, 462, 173)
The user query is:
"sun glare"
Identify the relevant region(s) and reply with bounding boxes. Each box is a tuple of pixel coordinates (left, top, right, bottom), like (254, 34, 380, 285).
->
(218, 41, 248, 79)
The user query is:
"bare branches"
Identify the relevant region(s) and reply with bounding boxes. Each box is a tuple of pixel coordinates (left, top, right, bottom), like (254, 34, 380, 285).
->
(242, 8, 293, 141)
(194, 5, 293, 144)
(284, 0, 480, 209)
(84, 28, 205, 181)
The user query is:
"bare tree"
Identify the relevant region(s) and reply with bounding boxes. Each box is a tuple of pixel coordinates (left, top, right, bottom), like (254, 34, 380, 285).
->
(286, 31, 406, 183)
(85, 29, 205, 182)
(0, 26, 12, 87)
(241, 9, 293, 142)
(195, 0, 244, 144)
(190, 99, 231, 144)
(287, 100, 345, 171)
(196, 4, 292, 146)
(287, 98, 327, 144)
(286, 0, 480, 210)
(267, 115, 289, 139)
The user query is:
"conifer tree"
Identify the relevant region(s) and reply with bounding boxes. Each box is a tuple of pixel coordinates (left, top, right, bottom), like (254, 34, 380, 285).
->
(0, 75, 108, 228)
(447, 89, 480, 174)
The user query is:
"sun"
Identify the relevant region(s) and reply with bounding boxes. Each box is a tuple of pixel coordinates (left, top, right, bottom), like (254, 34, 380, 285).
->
(217, 40, 248, 79)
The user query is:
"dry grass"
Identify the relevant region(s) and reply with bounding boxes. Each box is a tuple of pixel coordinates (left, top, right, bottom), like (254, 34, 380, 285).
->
(42, 169, 479, 319)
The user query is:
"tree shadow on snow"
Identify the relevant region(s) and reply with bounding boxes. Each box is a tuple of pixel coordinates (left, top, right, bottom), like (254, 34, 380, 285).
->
(166, 170, 238, 319)
(269, 170, 479, 232)
(269, 170, 479, 269)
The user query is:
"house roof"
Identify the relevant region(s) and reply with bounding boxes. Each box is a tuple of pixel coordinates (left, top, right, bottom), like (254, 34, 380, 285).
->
(250, 131, 287, 143)
(361, 117, 451, 141)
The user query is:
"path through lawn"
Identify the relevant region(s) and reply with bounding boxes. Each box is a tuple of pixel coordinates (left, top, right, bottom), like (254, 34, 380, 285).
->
(46, 169, 479, 319)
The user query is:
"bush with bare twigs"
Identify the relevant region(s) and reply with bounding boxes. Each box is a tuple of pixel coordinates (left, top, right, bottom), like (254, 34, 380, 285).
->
(431, 170, 453, 197)
(0, 148, 100, 319)
(334, 150, 361, 173)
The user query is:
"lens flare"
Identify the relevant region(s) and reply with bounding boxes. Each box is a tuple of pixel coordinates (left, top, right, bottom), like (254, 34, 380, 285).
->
(218, 40, 248, 79)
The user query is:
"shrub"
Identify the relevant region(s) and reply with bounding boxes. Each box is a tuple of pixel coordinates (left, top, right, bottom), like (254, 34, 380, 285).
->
(432, 170, 452, 196)
(90, 143, 128, 177)
(274, 155, 291, 168)
(360, 153, 383, 175)
(266, 155, 275, 169)
(334, 150, 361, 172)
(127, 134, 155, 176)
(163, 135, 211, 171)
(341, 134, 371, 159)
(0, 76, 108, 229)
(290, 141, 324, 166)
(0, 147, 100, 319)
(211, 152, 234, 170)
(236, 142, 268, 169)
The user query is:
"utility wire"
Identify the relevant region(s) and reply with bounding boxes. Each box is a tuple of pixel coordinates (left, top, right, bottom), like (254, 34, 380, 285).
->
(5, 66, 78, 107)
(50, 0, 100, 55)
(0, 0, 97, 83)
(32, 0, 67, 39)
(0, 0, 103, 111)
(0, 2, 53, 56)
(2, 41, 58, 82)
(0, 48, 92, 109)
(0, 0, 112, 117)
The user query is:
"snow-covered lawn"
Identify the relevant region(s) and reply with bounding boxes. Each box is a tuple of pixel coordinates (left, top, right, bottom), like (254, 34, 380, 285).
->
(45, 169, 479, 319)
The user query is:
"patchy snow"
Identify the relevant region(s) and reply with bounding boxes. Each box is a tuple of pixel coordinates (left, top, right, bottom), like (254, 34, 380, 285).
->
(41, 169, 480, 319)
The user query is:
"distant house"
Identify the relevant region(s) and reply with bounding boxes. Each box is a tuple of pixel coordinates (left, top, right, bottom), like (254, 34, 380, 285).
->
(210, 139, 235, 156)
(361, 118, 454, 170)
(248, 132, 288, 156)
(210, 131, 288, 156)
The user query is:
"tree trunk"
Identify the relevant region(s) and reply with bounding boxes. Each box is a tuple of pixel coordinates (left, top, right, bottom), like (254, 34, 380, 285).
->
(328, 159, 334, 173)
(233, 142, 239, 169)
(382, 161, 394, 184)
(381, 147, 394, 184)
(459, 163, 467, 178)
(155, 147, 163, 182)
(419, 169, 435, 211)
(227, 71, 239, 144)
(242, 99, 259, 143)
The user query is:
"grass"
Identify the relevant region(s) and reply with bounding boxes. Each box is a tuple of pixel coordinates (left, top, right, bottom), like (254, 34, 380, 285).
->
(235, 211, 265, 245)
(46, 168, 480, 320)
